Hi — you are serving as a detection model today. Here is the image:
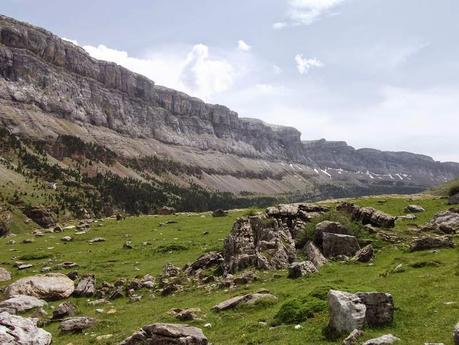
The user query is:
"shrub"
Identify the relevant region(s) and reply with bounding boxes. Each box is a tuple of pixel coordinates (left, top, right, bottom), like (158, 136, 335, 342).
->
(309, 285, 334, 300)
(448, 183, 459, 196)
(273, 298, 327, 325)
(155, 244, 189, 253)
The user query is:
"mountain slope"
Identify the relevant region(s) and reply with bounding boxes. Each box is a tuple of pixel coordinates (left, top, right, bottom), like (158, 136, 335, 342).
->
(0, 14, 458, 205)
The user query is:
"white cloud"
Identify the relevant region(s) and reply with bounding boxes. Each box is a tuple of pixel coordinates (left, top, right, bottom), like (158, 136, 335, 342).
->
(294, 54, 323, 74)
(276, 0, 346, 28)
(237, 40, 251, 52)
(82, 43, 235, 101)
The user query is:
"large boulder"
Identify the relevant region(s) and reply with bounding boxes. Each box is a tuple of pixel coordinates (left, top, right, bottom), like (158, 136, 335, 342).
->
(0, 311, 52, 344)
(409, 236, 455, 252)
(322, 233, 360, 259)
(288, 261, 318, 279)
(5, 273, 75, 300)
(223, 216, 296, 273)
(120, 323, 208, 345)
(74, 274, 96, 297)
(212, 292, 278, 312)
(314, 221, 348, 248)
(362, 334, 400, 345)
(422, 210, 459, 234)
(24, 207, 56, 228)
(0, 295, 47, 314)
(327, 290, 366, 334)
(304, 241, 328, 268)
(357, 292, 394, 326)
(0, 267, 11, 282)
(338, 203, 395, 228)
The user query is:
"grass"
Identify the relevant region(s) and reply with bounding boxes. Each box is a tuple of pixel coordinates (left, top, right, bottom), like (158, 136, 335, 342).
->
(0, 197, 458, 344)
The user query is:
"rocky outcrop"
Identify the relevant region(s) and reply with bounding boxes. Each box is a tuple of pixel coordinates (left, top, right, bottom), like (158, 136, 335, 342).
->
(5, 273, 75, 300)
(314, 221, 349, 248)
(338, 203, 396, 228)
(409, 236, 455, 251)
(422, 210, 459, 234)
(0, 15, 458, 198)
(0, 312, 52, 344)
(120, 323, 208, 345)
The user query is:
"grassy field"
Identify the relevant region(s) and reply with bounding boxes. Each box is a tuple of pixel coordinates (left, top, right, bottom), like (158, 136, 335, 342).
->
(0, 195, 458, 345)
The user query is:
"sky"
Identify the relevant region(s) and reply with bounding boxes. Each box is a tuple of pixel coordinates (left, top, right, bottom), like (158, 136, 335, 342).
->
(2, 0, 459, 162)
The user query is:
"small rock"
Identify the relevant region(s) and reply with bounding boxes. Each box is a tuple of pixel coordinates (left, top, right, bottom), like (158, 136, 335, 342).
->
(405, 205, 425, 213)
(454, 322, 459, 345)
(0, 267, 11, 281)
(52, 302, 77, 320)
(352, 244, 374, 263)
(61, 236, 73, 242)
(74, 274, 96, 297)
(212, 292, 277, 312)
(123, 241, 133, 249)
(59, 316, 96, 333)
(120, 323, 207, 345)
(288, 261, 318, 279)
(88, 237, 105, 244)
(343, 329, 363, 345)
(362, 334, 400, 345)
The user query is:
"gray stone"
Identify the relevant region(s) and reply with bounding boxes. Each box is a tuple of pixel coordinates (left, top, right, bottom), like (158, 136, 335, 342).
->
(212, 292, 278, 312)
(410, 236, 455, 251)
(52, 302, 77, 320)
(362, 334, 400, 345)
(322, 233, 360, 258)
(327, 290, 366, 334)
(343, 329, 363, 345)
(0, 267, 11, 282)
(288, 261, 318, 279)
(74, 274, 96, 297)
(59, 316, 96, 333)
(314, 221, 349, 248)
(338, 203, 395, 228)
(449, 193, 459, 205)
(405, 205, 425, 213)
(5, 273, 75, 300)
(422, 210, 459, 234)
(304, 241, 329, 268)
(120, 323, 208, 345)
(357, 292, 394, 326)
(352, 244, 374, 263)
(0, 295, 47, 314)
(0, 311, 52, 344)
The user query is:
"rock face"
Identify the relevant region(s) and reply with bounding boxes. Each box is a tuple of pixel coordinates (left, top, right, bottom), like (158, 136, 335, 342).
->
(0, 311, 52, 344)
(338, 203, 395, 228)
(212, 292, 278, 312)
(356, 292, 394, 326)
(0, 267, 11, 282)
(362, 334, 400, 345)
(0, 14, 458, 198)
(288, 261, 318, 279)
(223, 216, 296, 273)
(422, 210, 459, 234)
(120, 323, 208, 345)
(5, 273, 75, 300)
(0, 295, 47, 314)
(322, 233, 360, 259)
(409, 236, 455, 251)
(328, 290, 366, 334)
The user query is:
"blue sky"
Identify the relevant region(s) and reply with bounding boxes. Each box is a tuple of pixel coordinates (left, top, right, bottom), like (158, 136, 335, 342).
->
(2, 0, 459, 162)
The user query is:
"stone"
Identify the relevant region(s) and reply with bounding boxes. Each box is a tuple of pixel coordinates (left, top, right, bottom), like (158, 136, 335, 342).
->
(5, 273, 75, 300)
(0, 311, 52, 344)
(327, 290, 366, 334)
(338, 203, 395, 228)
(186, 251, 223, 274)
(304, 241, 328, 268)
(168, 308, 201, 321)
(89, 237, 106, 243)
(454, 322, 459, 345)
(159, 206, 176, 215)
(449, 193, 459, 205)
(123, 240, 133, 249)
(322, 233, 360, 258)
(120, 323, 208, 345)
(61, 236, 72, 242)
(288, 261, 318, 279)
(59, 316, 96, 333)
(422, 210, 459, 234)
(0, 295, 47, 314)
(212, 292, 278, 312)
(405, 205, 425, 213)
(352, 244, 374, 263)
(362, 334, 400, 345)
(357, 292, 394, 326)
(314, 221, 349, 248)
(223, 216, 296, 273)
(343, 329, 364, 345)
(52, 302, 77, 320)
(24, 207, 56, 228)
(74, 274, 96, 297)
(212, 209, 227, 217)
(0, 267, 11, 281)
(409, 236, 455, 251)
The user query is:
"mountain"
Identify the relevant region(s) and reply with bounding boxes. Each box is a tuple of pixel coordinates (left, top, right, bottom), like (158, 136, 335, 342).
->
(0, 14, 458, 218)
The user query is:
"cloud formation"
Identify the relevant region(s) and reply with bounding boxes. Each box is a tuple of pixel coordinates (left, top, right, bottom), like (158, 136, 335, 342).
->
(237, 40, 251, 52)
(274, 0, 346, 28)
(294, 54, 323, 74)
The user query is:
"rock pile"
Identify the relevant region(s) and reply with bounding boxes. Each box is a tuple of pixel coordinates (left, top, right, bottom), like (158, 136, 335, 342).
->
(422, 209, 459, 234)
(337, 203, 395, 228)
(120, 323, 208, 345)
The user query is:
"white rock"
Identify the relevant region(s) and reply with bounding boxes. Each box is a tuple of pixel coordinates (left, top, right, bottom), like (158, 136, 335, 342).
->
(0, 295, 47, 314)
(0, 311, 52, 344)
(363, 334, 400, 345)
(328, 290, 366, 334)
(5, 273, 74, 300)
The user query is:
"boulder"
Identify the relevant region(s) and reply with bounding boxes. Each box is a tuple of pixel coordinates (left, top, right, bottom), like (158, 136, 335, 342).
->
(120, 323, 208, 345)
(212, 209, 227, 217)
(352, 244, 374, 263)
(327, 290, 366, 334)
(0, 267, 11, 282)
(322, 233, 360, 258)
(52, 302, 77, 320)
(314, 221, 349, 248)
(186, 252, 223, 274)
(454, 322, 459, 345)
(0, 295, 47, 314)
(362, 334, 400, 345)
(288, 261, 318, 279)
(422, 210, 459, 234)
(59, 316, 96, 333)
(405, 205, 425, 213)
(212, 292, 278, 312)
(5, 273, 75, 300)
(343, 329, 364, 345)
(449, 193, 459, 205)
(0, 311, 52, 344)
(338, 203, 395, 228)
(410, 236, 455, 252)
(159, 206, 176, 215)
(74, 274, 96, 297)
(304, 241, 328, 268)
(357, 292, 394, 326)
(223, 216, 296, 273)
(24, 207, 56, 228)
(168, 308, 201, 321)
